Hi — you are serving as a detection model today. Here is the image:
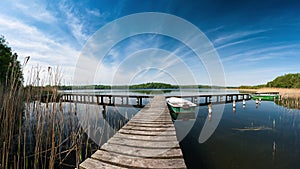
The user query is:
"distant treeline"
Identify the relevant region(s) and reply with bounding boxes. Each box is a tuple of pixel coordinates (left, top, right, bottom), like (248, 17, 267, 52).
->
(266, 73, 300, 88)
(238, 73, 300, 89)
(57, 82, 225, 90)
(129, 82, 178, 89)
(237, 85, 266, 89)
(59, 85, 111, 90)
(58, 73, 300, 90)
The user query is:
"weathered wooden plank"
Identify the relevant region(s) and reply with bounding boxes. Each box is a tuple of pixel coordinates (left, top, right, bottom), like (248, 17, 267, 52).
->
(125, 123, 174, 128)
(122, 125, 176, 131)
(132, 115, 171, 119)
(119, 128, 176, 136)
(100, 143, 183, 158)
(132, 113, 170, 116)
(128, 121, 173, 124)
(108, 137, 180, 149)
(113, 132, 178, 141)
(129, 120, 173, 124)
(79, 158, 126, 169)
(132, 115, 172, 119)
(91, 150, 186, 169)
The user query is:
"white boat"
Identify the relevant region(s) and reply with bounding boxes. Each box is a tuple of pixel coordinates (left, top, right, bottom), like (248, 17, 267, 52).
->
(166, 97, 197, 120)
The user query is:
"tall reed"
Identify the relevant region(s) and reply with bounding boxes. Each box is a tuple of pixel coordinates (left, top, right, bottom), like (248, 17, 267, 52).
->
(0, 64, 81, 169)
(0, 63, 129, 169)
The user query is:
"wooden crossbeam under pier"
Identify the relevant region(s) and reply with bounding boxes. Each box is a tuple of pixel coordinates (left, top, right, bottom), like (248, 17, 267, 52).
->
(62, 94, 153, 108)
(79, 95, 187, 169)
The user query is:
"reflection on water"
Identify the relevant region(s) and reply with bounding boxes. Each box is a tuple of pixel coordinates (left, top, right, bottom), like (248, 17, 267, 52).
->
(21, 90, 300, 169)
(178, 100, 300, 169)
(21, 102, 139, 168)
(275, 97, 300, 110)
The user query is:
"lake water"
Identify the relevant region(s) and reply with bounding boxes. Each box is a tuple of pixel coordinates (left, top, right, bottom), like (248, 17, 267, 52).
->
(179, 99, 300, 169)
(21, 89, 300, 168)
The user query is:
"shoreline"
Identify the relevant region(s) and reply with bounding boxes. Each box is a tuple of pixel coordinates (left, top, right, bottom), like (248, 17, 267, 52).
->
(230, 87, 300, 98)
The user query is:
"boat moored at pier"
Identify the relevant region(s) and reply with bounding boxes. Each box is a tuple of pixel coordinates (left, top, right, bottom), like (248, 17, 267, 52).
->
(251, 92, 280, 101)
(166, 97, 197, 120)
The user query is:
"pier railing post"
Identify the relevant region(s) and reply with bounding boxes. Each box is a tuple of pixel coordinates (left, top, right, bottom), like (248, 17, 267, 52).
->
(139, 97, 142, 106)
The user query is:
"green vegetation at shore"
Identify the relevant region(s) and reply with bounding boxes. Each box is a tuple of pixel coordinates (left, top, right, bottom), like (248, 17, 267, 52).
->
(237, 84, 266, 89)
(129, 82, 178, 89)
(59, 82, 178, 90)
(266, 73, 300, 88)
(59, 84, 111, 90)
(237, 73, 300, 89)
(0, 36, 23, 87)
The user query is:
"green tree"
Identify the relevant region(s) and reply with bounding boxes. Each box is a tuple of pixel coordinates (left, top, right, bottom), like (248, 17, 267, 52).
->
(266, 73, 300, 88)
(0, 36, 23, 87)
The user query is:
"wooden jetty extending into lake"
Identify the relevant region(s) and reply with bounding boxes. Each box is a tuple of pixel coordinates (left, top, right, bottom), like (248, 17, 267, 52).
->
(62, 93, 251, 108)
(70, 93, 252, 168)
(79, 95, 186, 169)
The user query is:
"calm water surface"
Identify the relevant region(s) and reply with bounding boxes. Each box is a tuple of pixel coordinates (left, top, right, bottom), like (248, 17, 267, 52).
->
(23, 89, 300, 168)
(179, 100, 300, 169)
(64, 89, 300, 169)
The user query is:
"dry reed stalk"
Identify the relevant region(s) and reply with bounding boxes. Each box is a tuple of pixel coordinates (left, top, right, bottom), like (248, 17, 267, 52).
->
(1, 63, 133, 168)
(2, 142, 5, 168)
(23, 132, 26, 169)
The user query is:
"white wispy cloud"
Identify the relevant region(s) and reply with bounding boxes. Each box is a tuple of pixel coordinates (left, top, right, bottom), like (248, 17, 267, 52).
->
(13, 0, 57, 23)
(213, 29, 270, 45)
(223, 44, 299, 62)
(86, 8, 102, 17)
(59, 1, 89, 45)
(0, 14, 80, 85)
(215, 37, 266, 50)
(205, 25, 224, 34)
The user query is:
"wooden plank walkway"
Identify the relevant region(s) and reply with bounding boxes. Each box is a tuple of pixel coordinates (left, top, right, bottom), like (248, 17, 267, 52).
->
(79, 96, 186, 169)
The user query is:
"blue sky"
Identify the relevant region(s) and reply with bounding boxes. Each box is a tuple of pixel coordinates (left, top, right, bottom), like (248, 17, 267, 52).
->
(0, 0, 300, 86)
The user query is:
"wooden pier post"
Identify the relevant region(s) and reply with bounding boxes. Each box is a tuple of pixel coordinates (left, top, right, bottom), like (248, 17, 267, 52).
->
(208, 103, 212, 114)
(108, 97, 111, 104)
(96, 96, 99, 104)
(208, 103, 212, 121)
(139, 97, 143, 106)
(102, 106, 106, 119)
(194, 97, 198, 104)
(100, 96, 103, 105)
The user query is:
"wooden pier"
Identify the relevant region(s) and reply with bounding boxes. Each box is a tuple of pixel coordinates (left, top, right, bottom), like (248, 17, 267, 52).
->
(62, 94, 152, 108)
(79, 95, 186, 169)
(173, 93, 251, 106)
(62, 93, 251, 108)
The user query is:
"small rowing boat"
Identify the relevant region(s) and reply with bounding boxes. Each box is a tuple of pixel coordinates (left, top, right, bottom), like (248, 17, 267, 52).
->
(251, 92, 279, 101)
(166, 97, 197, 120)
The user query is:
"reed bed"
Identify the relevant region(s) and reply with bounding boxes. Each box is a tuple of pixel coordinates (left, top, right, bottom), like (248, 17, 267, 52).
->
(237, 87, 300, 99)
(0, 65, 130, 169)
